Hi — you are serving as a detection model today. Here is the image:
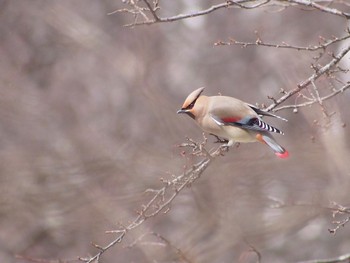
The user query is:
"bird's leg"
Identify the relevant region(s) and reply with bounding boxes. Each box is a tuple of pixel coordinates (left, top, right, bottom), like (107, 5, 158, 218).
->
(210, 133, 229, 144)
(219, 142, 240, 153)
(219, 144, 230, 152)
(209, 134, 233, 153)
(219, 139, 235, 152)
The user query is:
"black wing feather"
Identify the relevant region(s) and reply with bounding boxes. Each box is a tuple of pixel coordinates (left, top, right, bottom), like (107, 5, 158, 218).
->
(248, 104, 288, 122)
(210, 114, 284, 135)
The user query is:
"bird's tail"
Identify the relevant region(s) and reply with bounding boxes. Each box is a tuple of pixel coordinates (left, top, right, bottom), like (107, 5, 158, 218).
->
(258, 133, 289, 159)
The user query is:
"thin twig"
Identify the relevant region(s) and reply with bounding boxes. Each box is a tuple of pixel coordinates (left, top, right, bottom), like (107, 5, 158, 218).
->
(328, 202, 350, 235)
(142, 0, 160, 21)
(266, 44, 350, 112)
(125, 231, 192, 262)
(215, 33, 350, 51)
(274, 82, 350, 111)
(229, 0, 271, 9)
(283, 0, 350, 19)
(80, 136, 225, 263)
(118, 0, 266, 26)
(116, 0, 350, 26)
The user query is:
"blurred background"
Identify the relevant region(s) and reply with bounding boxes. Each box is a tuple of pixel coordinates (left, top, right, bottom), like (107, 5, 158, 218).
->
(1, 1, 349, 262)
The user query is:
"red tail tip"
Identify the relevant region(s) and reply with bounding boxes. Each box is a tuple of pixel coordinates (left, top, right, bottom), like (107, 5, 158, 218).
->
(275, 150, 289, 159)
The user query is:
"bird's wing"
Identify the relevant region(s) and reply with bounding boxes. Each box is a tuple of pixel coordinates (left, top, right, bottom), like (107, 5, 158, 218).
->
(208, 96, 285, 135)
(210, 114, 284, 135)
(247, 104, 288, 122)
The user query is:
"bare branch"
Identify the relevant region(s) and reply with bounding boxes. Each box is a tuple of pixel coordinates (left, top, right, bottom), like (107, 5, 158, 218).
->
(80, 136, 227, 263)
(115, 0, 350, 26)
(142, 0, 160, 21)
(215, 33, 350, 51)
(229, 0, 271, 9)
(328, 202, 350, 235)
(266, 44, 350, 112)
(125, 1, 232, 26)
(283, 0, 350, 19)
(274, 82, 350, 111)
(117, 0, 270, 26)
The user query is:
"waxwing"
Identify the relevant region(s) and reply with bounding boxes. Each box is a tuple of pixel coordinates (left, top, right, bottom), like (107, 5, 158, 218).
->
(177, 87, 289, 158)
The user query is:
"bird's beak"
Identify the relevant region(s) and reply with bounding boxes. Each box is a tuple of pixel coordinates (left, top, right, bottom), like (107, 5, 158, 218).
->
(177, 109, 188, 114)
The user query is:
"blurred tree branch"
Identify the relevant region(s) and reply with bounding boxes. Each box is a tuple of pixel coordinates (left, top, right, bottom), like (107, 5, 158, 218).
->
(80, 135, 227, 263)
(328, 202, 350, 235)
(126, 231, 193, 263)
(298, 252, 350, 263)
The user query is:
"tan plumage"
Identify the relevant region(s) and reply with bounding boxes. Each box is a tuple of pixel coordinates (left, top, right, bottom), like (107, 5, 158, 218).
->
(177, 87, 289, 158)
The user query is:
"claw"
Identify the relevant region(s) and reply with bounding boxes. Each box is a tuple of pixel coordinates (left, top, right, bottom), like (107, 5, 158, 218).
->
(210, 133, 229, 144)
(219, 144, 230, 152)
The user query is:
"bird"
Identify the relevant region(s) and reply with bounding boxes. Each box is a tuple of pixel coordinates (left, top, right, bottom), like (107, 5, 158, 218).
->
(177, 87, 289, 158)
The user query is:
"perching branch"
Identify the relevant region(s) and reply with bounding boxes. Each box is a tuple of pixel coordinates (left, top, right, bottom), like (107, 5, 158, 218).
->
(79, 135, 227, 263)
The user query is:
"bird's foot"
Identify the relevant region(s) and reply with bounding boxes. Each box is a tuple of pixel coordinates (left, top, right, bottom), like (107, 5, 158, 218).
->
(210, 134, 229, 144)
(219, 144, 230, 152)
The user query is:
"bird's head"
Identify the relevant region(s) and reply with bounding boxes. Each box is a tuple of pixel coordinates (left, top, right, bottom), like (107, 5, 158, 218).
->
(177, 87, 205, 119)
